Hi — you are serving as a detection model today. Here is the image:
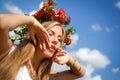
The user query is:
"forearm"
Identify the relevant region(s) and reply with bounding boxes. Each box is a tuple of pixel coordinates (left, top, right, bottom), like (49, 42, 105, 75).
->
(67, 55, 86, 77)
(50, 57, 86, 80)
(0, 13, 34, 31)
(0, 13, 34, 53)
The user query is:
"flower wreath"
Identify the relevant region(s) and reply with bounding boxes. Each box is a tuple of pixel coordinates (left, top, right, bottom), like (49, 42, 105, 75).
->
(10, 0, 76, 47)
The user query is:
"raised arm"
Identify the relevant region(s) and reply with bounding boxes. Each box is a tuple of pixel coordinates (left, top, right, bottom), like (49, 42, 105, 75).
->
(51, 49, 86, 80)
(0, 13, 50, 55)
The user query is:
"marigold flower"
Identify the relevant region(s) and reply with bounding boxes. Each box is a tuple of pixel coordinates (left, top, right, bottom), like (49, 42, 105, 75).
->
(43, 2, 50, 8)
(65, 35, 71, 45)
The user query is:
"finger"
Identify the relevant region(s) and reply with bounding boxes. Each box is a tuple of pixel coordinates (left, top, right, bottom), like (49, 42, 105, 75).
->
(56, 48, 62, 51)
(37, 33, 50, 49)
(55, 50, 67, 56)
(44, 35, 51, 48)
(52, 57, 58, 63)
(55, 52, 66, 57)
(39, 27, 50, 42)
(53, 56, 65, 65)
(52, 56, 60, 63)
(38, 37, 42, 50)
(57, 59, 65, 65)
(31, 34, 36, 45)
(41, 37, 46, 50)
(35, 25, 49, 40)
(56, 48, 65, 53)
(45, 31, 50, 42)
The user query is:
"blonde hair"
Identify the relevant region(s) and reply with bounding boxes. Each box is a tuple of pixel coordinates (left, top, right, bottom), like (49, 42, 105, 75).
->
(0, 21, 65, 80)
(0, 42, 35, 80)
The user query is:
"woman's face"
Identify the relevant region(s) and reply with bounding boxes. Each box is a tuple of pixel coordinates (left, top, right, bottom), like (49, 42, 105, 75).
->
(38, 25, 63, 58)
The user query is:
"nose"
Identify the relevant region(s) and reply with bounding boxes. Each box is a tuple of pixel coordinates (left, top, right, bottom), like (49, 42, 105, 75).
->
(52, 36, 58, 45)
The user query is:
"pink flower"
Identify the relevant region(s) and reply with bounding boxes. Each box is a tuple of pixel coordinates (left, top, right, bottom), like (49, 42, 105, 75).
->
(58, 9, 66, 23)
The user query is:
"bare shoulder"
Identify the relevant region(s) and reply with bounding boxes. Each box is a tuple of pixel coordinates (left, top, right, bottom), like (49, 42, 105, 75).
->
(50, 70, 82, 80)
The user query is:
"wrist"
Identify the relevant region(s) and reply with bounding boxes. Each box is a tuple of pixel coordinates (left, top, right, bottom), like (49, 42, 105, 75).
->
(66, 55, 75, 67)
(26, 16, 36, 27)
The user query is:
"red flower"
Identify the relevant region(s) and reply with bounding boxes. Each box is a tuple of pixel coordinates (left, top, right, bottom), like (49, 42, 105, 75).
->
(34, 10, 44, 19)
(58, 9, 66, 23)
(48, 0, 55, 5)
(65, 35, 71, 45)
(48, 10, 55, 18)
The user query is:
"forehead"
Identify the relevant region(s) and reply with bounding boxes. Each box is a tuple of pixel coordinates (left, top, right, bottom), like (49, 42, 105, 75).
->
(49, 25, 62, 35)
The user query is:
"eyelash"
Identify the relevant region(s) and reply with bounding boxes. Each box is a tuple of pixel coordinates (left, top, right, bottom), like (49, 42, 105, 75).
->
(48, 31, 62, 43)
(58, 37, 62, 42)
(48, 31, 53, 36)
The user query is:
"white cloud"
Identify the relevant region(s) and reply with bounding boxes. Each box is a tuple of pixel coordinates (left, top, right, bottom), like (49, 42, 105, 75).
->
(4, 3, 24, 14)
(29, 10, 36, 16)
(39, 2, 44, 9)
(92, 75, 102, 80)
(75, 48, 110, 80)
(115, 1, 120, 9)
(76, 65, 102, 80)
(52, 48, 110, 80)
(91, 24, 102, 31)
(67, 34, 79, 48)
(71, 34, 79, 45)
(111, 68, 119, 73)
(75, 48, 110, 68)
(71, 34, 79, 46)
(105, 27, 111, 32)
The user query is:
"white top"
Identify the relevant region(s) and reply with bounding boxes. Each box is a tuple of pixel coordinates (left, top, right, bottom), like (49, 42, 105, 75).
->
(15, 66, 32, 80)
(9, 46, 32, 80)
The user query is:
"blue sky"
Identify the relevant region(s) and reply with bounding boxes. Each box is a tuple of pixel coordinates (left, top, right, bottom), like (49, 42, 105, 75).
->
(0, 0, 120, 80)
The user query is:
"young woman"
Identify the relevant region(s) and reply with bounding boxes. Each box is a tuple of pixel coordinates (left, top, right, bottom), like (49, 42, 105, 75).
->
(0, 14, 85, 80)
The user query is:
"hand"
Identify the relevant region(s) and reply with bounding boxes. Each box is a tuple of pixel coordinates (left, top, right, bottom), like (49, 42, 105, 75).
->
(37, 36, 49, 50)
(52, 48, 70, 65)
(27, 16, 50, 48)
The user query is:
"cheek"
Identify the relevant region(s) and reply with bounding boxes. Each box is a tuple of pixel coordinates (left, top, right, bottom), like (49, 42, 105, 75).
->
(49, 36, 53, 41)
(56, 43, 61, 48)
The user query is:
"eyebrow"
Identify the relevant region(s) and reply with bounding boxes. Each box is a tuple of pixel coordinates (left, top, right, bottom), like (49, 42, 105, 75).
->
(50, 30, 62, 38)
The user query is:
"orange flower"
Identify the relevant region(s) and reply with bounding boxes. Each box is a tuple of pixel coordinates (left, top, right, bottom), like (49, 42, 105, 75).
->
(43, 2, 50, 9)
(65, 35, 71, 45)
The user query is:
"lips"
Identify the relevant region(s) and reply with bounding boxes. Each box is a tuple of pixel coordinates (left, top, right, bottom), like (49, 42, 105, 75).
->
(49, 44, 56, 53)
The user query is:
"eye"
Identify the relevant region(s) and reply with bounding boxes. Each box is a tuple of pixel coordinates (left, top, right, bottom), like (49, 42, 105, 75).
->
(58, 36, 62, 43)
(48, 30, 53, 36)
